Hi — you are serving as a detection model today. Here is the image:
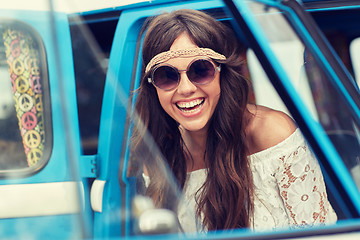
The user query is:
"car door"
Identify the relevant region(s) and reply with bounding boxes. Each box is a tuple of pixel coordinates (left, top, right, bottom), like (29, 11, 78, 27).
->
(225, 0, 360, 234)
(92, 0, 360, 239)
(92, 1, 229, 238)
(0, 1, 91, 239)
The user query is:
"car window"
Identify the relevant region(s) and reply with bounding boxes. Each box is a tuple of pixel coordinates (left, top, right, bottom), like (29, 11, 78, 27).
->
(68, 13, 117, 155)
(0, 21, 52, 175)
(245, 0, 360, 188)
(307, 5, 360, 89)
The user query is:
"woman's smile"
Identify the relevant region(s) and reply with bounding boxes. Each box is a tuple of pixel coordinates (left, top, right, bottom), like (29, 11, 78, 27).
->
(176, 97, 205, 114)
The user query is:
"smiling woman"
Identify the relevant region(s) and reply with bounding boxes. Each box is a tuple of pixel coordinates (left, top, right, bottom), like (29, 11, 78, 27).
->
(151, 34, 221, 134)
(129, 8, 337, 233)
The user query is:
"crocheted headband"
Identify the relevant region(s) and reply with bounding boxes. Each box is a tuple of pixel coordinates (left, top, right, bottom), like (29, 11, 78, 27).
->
(145, 48, 226, 73)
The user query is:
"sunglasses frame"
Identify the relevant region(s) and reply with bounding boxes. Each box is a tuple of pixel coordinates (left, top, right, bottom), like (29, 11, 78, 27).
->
(147, 58, 221, 91)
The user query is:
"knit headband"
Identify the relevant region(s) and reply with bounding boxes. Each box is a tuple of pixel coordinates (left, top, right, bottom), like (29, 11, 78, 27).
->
(145, 48, 226, 73)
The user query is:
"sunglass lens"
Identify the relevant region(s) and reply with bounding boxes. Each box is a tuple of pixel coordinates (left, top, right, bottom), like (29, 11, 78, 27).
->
(153, 66, 179, 90)
(188, 59, 215, 84)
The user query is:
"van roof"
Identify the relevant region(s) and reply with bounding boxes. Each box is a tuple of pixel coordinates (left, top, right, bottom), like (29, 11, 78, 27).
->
(0, 0, 149, 13)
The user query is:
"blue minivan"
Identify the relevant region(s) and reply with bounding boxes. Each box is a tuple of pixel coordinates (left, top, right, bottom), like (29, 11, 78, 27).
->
(1, 0, 360, 239)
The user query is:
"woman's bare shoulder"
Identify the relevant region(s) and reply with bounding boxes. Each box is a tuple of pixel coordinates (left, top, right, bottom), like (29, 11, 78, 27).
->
(245, 104, 297, 155)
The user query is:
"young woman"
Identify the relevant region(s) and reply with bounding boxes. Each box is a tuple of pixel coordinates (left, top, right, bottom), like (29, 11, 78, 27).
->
(130, 9, 337, 233)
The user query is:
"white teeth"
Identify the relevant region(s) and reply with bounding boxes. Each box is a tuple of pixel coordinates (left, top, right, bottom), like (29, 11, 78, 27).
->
(177, 99, 203, 109)
(176, 98, 204, 113)
(181, 108, 200, 113)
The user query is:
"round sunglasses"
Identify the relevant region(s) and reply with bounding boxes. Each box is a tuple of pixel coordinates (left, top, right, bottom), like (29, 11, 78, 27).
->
(147, 58, 221, 91)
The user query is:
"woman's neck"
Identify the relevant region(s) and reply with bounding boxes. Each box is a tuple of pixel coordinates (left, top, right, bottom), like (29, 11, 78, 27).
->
(179, 125, 208, 172)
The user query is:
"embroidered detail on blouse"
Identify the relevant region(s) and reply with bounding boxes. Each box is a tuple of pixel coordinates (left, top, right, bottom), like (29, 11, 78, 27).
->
(249, 128, 337, 230)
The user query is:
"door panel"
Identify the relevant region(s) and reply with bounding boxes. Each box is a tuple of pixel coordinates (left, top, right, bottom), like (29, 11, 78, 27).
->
(0, 4, 88, 239)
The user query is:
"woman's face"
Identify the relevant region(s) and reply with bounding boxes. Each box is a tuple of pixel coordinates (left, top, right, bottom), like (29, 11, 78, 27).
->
(155, 33, 221, 133)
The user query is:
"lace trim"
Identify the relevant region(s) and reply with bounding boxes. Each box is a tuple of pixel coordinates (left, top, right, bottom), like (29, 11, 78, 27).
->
(250, 129, 337, 228)
(276, 144, 335, 225)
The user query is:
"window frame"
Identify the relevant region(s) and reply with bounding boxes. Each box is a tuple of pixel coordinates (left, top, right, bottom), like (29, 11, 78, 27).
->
(0, 19, 53, 178)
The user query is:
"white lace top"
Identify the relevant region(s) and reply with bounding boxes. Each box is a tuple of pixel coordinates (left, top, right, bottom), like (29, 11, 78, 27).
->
(144, 128, 337, 232)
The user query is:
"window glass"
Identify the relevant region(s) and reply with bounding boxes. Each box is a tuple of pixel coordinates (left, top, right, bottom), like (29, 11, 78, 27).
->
(235, 2, 346, 223)
(309, 7, 360, 86)
(0, 22, 51, 173)
(69, 16, 117, 155)
(245, 0, 360, 196)
(245, 2, 318, 119)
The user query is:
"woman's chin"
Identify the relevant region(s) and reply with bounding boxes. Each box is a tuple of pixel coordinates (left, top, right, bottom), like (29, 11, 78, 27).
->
(179, 121, 208, 133)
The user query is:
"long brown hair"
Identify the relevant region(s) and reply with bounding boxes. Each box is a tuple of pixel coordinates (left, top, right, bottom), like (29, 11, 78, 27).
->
(131, 9, 254, 230)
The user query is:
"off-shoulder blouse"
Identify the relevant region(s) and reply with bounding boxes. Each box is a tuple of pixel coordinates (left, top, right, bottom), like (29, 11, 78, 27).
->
(143, 128, 337, 232)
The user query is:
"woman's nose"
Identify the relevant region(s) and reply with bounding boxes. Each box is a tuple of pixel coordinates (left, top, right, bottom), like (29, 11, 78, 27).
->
(176, 72, 197, 96)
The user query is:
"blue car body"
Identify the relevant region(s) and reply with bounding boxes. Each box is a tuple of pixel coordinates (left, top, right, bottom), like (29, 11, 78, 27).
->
(0, 0, 360, 239)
